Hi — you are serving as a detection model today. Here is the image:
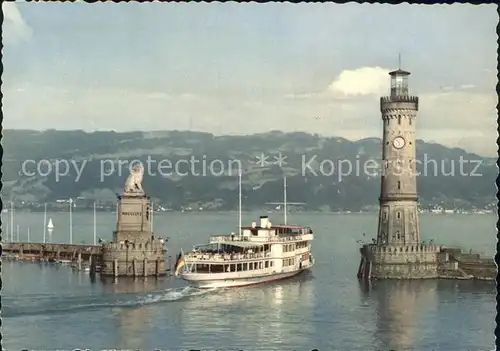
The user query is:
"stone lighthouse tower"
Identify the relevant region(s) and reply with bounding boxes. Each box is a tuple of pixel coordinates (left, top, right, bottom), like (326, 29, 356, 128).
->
(377, 67, 420, 246)
(356, 63, 496, 281)
(356, 64, 442, 280)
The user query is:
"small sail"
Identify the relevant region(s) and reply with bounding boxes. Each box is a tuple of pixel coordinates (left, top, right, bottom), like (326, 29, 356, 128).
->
(47, 218, 54, 230)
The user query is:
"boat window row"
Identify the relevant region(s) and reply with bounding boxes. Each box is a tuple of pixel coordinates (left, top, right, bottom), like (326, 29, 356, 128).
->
(283, 257, 295, 266)
(275, 227, 313, 235)
(283, 241, 308, 251)
(186, 251, 271, 261)
(295, 241, 308, 249)
(192, 260, 275, 273)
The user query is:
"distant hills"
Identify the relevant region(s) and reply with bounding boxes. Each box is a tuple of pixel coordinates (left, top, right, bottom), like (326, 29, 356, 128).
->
(2, 129, 496, 212)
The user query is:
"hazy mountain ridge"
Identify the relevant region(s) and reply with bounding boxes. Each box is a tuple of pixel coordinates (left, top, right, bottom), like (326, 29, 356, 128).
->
(2, 129, 496, 211)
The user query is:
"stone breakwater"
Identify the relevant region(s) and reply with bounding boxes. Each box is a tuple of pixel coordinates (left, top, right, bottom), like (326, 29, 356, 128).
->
(358, 244, 496, 281)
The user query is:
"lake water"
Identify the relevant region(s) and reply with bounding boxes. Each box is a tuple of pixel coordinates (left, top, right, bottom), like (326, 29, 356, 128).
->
(2, 211, 496, 350)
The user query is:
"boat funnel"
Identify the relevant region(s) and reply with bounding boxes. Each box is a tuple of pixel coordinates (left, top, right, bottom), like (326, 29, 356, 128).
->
(260, 216, 270, 228)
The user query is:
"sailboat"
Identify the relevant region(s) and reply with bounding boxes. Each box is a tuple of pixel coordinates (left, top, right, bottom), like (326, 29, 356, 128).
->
(176, 174, 315, 288)
(47, 218, 54, 231)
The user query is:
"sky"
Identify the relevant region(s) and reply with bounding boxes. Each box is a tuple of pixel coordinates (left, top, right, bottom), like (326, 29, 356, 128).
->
(2, 2, 498, 156)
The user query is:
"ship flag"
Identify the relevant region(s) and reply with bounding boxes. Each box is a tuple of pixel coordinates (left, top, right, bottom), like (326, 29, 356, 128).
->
(174, 250, 185, 276)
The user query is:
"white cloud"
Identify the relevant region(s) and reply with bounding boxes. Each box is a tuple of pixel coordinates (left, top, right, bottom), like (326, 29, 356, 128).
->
(144, 92, 172, 100)
(284, 66, 392, 101)
(327, 66, 390, 97)
(2, 2, 32, 44)
(459, 84, 475, 90)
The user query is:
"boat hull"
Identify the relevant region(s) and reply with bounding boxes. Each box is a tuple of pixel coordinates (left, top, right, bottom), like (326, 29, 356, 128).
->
(181, 261, 314, 289)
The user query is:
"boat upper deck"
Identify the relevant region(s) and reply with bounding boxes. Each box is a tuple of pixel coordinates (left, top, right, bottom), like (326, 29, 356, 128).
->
(241, 224, 313, 234)
(185, 249, 271, 262)
(209, 223, 313, 245)
(209, 232, 312, 244)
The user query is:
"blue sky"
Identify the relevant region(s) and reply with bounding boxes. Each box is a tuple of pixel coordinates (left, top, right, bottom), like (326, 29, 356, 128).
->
(3, 2, 497, 155)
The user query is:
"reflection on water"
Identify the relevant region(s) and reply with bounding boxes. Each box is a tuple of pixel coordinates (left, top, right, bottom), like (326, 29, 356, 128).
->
(100, 276, 166, 294)
(177, 272, 316, 349)
(360, 279, 495, 350)
(104, 278, 164, 350)
(370, 280, 437, 349)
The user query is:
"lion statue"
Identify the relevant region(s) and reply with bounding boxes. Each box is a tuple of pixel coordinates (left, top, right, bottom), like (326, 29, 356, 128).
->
(123, 163, 144, 194)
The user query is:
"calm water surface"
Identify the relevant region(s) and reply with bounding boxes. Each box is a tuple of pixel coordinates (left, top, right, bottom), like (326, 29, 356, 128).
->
(2, 212, 496, 350)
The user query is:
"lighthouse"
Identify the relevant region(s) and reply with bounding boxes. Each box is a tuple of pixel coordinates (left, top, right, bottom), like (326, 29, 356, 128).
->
(377, 67, 420, 247)
(355, 61, 496, 282)
(357, 63, 441, 280)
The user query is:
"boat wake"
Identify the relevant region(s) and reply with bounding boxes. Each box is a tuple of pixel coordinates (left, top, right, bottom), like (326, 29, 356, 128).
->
(138, 286, 216, 305)
(3, 286, 217, 318)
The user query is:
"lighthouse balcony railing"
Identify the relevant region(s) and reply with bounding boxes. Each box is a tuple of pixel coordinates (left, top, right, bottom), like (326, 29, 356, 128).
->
(380, 96, 419, 111)
(380, 96, 418, 103)
(364, 242, 442, 255)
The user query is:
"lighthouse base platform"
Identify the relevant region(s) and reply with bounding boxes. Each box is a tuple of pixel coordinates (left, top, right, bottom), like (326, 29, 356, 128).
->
(358, 243, 496, 281)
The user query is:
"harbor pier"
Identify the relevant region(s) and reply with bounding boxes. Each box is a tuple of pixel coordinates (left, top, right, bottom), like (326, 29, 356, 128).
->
(3, 242, 102, 262)
(3, 241, 173, 276)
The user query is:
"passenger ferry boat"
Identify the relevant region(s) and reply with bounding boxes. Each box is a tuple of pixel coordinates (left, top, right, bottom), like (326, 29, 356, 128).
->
(175, 176, 315, 289)
(176, 215, 314, 288)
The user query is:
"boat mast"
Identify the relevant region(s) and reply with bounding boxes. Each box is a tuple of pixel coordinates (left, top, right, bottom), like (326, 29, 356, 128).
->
(93, 201, 97, 245)
(43, 203, 47, 244)
(238, 170, 242, 237)
(266, 177, 304, 224)
(284, 177, 287, 225)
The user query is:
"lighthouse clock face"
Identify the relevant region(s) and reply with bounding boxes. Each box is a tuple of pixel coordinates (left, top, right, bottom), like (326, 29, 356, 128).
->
(393, 136, 406, 149)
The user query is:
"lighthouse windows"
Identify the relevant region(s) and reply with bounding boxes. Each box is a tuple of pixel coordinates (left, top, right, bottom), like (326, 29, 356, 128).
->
(397, 181, 401, 190)
(409, 118, 412, 126)
(398, 115, 401, 125)
(397, 212, 401, 219)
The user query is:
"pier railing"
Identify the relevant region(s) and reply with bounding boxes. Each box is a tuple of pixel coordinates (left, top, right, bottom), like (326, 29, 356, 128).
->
(2, 242, 103, 262)
(3, 242, 102, 254)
